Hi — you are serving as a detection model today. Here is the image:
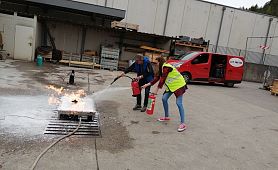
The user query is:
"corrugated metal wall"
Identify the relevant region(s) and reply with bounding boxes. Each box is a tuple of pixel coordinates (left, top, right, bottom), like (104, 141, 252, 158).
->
(73, 0, 278, 66)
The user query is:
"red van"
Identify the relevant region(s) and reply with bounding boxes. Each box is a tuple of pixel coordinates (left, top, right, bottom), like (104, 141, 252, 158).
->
(168, 52, 244, 87)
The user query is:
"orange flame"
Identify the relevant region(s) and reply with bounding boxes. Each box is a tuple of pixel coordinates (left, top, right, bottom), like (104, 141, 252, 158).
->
(46, 85, 64, 95)
(46, 85, 87, 110)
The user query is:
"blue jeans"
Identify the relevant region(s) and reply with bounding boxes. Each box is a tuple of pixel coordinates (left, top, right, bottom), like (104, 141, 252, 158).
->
(162, 92, 185, 123)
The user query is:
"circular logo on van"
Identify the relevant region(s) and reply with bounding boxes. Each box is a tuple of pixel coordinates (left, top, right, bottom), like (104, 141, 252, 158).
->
(229, 58, 243, 67)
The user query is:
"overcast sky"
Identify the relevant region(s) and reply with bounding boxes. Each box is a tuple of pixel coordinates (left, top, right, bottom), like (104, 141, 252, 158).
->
(205, 0, 270, 8)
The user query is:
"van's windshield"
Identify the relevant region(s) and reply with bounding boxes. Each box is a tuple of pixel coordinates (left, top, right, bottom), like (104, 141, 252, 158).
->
(174, 52, 199, 60)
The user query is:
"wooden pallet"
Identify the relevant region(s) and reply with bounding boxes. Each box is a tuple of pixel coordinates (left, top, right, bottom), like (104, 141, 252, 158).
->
(270, 88, 278, 96)
(59, 60, 101, 69)
(176, 42, 207, 48)
(270, 91, 278, 96)
(140, 45, 169, 53)
(111, 21, 139, 31)
(270, 79, 278, 96)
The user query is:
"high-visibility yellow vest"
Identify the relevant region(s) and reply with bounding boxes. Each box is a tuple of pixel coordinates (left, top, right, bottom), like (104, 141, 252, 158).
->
(163, 63, 186, 92)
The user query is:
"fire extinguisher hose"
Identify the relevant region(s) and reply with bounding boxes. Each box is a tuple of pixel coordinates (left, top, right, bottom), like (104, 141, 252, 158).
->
(30, 118, 82, 170)
(111, 75, 135, 85)
(124, 75, 134, 80)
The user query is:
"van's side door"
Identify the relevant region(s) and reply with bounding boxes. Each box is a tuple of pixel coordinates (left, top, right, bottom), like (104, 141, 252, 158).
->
(190, 53, 211, 80)
(225, 56, 244, 81)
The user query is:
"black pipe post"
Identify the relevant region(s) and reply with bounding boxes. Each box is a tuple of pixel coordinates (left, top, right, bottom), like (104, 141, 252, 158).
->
(163, 0, 170, 36)
(215, 7, 226, 53)
(261, 18, 273, 65)
(244, 37, 249, 61)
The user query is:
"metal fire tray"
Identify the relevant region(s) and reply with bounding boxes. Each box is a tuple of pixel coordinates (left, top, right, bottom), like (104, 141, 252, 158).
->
(45, 114, 101, 137)
(57, 110, 96, 121)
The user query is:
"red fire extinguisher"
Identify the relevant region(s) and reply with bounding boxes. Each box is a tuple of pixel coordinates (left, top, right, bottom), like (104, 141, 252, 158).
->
(131, 79, 140, 97)
(146, 93, 156, 115)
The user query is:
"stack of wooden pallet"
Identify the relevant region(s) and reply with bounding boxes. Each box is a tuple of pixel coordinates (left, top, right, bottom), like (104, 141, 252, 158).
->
(141, 45, 169, 63)
(270, 79, 278, 96)
(59, 52, 101, 69)
(111, 21, 139, 31)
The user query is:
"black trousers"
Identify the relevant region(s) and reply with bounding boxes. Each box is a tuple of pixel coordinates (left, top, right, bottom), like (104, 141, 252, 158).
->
(136, 85, 151, 107)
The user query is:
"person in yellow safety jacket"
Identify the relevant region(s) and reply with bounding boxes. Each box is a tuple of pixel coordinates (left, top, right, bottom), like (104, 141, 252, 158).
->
(142, 57, 188, 132)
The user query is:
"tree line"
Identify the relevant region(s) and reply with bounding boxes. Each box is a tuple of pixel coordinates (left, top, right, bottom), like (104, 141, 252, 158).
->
(243, 0, 278, 17)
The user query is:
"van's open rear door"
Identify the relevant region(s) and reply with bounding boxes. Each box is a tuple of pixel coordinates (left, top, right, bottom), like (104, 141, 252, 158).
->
(225, 56, 244, 82)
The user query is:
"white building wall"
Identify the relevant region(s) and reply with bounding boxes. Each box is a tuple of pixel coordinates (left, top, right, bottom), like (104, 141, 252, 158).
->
(225, 10, 256, 50)
(110, 0, 129, 11)
(180, 0, 210, 38)
(164, 0, 186, 36)
(152, 0, 168, 35)
(0, 13, 36, 59)
(217, 8, 234, 48)
(247, 15, 270, 53)
(203, 5, 223, 45)
(125, 0, 158, 34)
(74, 0, 98, 5)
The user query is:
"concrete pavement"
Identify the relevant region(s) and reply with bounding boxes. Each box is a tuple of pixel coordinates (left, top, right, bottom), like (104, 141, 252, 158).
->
(0, 60, 278, 170)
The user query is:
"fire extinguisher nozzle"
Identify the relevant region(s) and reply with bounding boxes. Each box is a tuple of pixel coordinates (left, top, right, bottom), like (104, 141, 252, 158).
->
(111, 76, 120, 85)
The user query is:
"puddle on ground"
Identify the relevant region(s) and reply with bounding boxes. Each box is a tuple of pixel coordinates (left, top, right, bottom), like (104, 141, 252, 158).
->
(130, 120, 139, 124)
(152, 131, 160, 134)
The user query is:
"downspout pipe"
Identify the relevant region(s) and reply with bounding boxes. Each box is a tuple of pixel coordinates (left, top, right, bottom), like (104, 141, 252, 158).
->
(261, 18, 273, 64)
(215, 6, 226, 53)
(163, 0, 170, 36)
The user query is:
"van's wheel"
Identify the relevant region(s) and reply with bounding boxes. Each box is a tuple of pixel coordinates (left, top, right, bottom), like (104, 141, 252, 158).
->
(225, 82, 234, 87)
(182, 73, 191, 83)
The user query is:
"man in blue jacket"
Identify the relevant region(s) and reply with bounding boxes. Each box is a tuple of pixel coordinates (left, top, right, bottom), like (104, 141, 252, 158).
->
(120, 54, 154, 112)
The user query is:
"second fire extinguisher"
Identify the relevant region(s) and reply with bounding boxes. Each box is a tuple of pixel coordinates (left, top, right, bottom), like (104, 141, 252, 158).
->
(131, 79, 140, 97)
(146, 93, 156, 115)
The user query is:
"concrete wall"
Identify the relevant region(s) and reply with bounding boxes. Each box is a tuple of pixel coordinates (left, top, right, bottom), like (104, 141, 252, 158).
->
(243, 63, 278, 84)
(0, 13, 36, 59)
